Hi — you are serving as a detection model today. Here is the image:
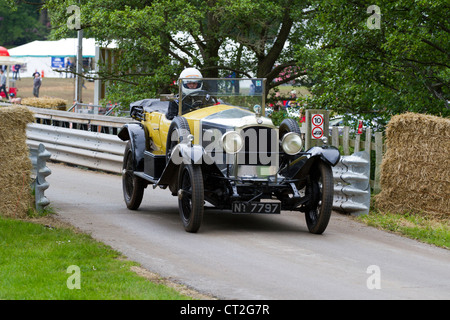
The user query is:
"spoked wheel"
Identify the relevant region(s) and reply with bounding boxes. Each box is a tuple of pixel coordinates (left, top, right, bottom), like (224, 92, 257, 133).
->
(122, 141, 145, 210)
(178, 163, 204, 233)
(305, 161, 334, 234)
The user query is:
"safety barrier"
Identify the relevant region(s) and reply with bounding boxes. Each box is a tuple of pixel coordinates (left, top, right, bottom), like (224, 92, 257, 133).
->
(28, 106, 132, 134)
(27, 123, 127, 174)
(29, 143, 52, 212)
(332, 151, 371, 216)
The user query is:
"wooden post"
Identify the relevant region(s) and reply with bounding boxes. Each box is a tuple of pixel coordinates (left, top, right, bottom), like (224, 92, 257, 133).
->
(373, 131, 383, 194)
(343, 126, 350, 155)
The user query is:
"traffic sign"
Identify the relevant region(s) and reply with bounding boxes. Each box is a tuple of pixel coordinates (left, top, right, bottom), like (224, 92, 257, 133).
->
(312, 127, 324, 139)
(311, 114, 324, 139)
(312, 114, 324, 127)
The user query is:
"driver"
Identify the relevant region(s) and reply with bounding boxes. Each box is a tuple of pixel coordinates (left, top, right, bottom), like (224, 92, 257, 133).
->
(166, 68, 204, 120)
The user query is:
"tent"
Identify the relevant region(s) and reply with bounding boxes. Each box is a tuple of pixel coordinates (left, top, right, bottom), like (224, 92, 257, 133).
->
(0, 46, 25, 98)
(7, 38, 97, 78)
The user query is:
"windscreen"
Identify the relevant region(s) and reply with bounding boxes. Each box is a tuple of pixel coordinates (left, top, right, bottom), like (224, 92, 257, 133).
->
(178, 78, 266, 115)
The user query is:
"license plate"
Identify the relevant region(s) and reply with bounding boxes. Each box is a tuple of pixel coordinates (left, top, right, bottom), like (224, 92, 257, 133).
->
(232, 202, 281, 214)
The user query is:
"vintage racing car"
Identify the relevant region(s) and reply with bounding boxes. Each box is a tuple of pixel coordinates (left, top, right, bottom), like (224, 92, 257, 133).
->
(118, 77, 340, 234)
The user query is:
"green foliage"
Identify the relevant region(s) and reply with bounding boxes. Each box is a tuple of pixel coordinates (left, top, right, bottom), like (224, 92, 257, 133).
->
(305, 0, 449, 122)
(0, 0, 50, 46)
(44, 0, 314, 109)
(42, 0, 448, 121)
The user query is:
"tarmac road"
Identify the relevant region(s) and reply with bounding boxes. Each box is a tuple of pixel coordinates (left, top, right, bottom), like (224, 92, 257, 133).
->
(46, 162, 450, 300)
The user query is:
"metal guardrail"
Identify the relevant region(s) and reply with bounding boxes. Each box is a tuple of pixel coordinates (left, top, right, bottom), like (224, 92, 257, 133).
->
(67, 102, 121, 116)
(332, 151, 371, 216)
(29, 143, 52, 212)
(27, 123, 127, 174)
(28, 106, 133, 134)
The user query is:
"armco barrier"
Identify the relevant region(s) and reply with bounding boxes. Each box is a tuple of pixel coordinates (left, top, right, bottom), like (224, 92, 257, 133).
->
(27, 123, 127, 174)
(332, 151, 371, 216)
(29, 143, 52, 212)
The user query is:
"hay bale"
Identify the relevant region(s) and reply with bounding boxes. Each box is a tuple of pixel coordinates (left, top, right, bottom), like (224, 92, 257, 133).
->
(21, 96, 67, 110)
(0, 106, 35, 218)
(374, 112, 450, 218)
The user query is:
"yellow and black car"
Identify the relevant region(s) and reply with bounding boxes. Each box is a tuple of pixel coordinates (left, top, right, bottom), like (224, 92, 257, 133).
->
(118, 78, 340, 234)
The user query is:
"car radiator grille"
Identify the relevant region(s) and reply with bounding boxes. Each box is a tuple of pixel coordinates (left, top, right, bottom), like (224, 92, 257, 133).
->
(237, 126, 278, 166)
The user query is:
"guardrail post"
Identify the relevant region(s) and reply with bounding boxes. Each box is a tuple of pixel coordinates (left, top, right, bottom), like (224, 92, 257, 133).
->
(332, 151, 371, 216)
(31, 143, 52, 212)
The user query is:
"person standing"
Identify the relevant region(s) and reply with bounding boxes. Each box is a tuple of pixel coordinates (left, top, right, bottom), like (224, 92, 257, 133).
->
(14, 64, 21, 80)
(33, 72, 41, 97)
(0, 69, 8, 100)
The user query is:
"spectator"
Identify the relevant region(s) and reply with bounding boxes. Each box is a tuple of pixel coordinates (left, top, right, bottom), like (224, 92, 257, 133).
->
(9, 93, 22, 104)
(0, 69, 7, 100)
(33, 72, 41, 97)
(14, 64, 21, 80)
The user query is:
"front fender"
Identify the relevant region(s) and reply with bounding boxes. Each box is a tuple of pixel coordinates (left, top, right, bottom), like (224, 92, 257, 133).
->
(307, 146, 341, 166)
(282, 146, 340, 181)
(118, 123, 146, 171)
(157, 143, 224, 186)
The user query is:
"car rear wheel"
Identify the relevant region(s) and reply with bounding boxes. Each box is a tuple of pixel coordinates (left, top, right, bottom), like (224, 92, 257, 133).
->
(178, 163, 204, 233)
(166, 116, 191, 163)
(279, 118, 301, 139)
(122, 141, 145, 210)
(305, 161, 333, 234)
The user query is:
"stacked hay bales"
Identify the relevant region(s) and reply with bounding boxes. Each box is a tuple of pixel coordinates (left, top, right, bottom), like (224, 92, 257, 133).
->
(21, 96, 67, 110)
(375, 112, 450, 218)
(0, 106, 35, 218)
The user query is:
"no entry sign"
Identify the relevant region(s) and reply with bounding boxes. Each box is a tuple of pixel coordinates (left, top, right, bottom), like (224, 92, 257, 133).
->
(311, 114, 324, 139)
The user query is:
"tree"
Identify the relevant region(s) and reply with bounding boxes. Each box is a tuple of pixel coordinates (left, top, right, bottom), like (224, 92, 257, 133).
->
(305, 0, 449, 124)
(45, 0, 314, 106)
(0, 0, 50, 46)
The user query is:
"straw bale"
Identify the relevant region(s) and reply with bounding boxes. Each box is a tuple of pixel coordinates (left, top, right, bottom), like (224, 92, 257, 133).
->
(375, 112, 450, 218)
(21, 96, 67, 110)
(0, 106, 35, 218)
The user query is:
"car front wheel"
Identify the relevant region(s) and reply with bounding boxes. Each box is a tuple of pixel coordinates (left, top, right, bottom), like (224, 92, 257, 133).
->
(305, 161, 333, 234)
(178, 163, 204, 233)
(122, 141, 145, 210)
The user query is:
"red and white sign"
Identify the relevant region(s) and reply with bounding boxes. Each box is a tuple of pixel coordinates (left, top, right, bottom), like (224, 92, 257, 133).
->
(311, 114, 324, 139)
(312, 127, 324, 139)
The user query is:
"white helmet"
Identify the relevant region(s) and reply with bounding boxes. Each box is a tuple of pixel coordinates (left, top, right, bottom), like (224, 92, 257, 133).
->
(179, 68, 203, 95)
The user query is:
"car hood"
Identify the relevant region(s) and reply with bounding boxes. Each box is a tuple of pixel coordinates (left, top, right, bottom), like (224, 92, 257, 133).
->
(187, 105, 275, 129)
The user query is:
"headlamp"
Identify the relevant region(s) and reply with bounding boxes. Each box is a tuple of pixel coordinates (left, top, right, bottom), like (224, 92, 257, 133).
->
(221, 131, 243, 154)
(281, 132, 303, 155)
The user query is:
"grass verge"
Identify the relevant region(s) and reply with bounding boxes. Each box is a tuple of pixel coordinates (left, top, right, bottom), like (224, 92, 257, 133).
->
(356, 211, 449, 249)
(0, 216, 194, 300)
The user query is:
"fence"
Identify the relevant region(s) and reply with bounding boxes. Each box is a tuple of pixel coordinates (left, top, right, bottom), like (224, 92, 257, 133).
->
(28, 106, 132, 134)
(329, 126, 384, 193)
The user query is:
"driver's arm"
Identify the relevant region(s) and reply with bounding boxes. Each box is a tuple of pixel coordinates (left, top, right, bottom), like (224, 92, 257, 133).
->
(166, 100, 179, 120)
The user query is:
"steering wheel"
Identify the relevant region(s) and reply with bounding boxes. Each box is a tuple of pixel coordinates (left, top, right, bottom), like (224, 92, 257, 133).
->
(181, 90, 218, 111)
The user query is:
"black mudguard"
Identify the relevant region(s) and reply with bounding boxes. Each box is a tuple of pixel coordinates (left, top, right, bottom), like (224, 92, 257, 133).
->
(157, 143, 224, 186)
(283, 146, 340, 181)
(118, 123, 146, 171)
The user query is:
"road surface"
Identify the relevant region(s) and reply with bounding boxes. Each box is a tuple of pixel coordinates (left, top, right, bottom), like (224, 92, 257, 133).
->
(46, 162, 450, 300)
